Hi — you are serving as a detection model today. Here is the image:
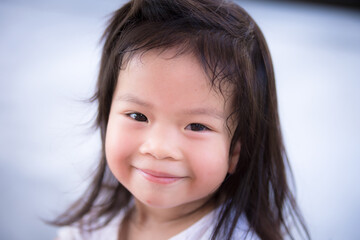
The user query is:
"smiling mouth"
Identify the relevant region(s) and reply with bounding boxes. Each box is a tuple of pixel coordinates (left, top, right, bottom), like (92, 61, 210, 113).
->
(135, 168, 184, 184)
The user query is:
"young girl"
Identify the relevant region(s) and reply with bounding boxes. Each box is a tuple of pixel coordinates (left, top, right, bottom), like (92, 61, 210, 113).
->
(52, 0, 309, 239)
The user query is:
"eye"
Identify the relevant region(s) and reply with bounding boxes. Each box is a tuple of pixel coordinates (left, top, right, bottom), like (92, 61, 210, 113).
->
(126, 112, 148, 122)
(185, 123, 210, 132)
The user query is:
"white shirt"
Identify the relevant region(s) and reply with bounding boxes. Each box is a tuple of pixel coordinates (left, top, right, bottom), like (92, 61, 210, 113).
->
(56, 206, 258, 240)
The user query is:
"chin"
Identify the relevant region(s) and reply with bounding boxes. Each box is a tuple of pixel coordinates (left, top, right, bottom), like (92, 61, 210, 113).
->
(134, 194, 183, 209)
(141, 197, 175, 208)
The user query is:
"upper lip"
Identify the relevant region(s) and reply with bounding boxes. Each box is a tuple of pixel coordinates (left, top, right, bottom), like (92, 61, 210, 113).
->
(135, 168, 183, 178)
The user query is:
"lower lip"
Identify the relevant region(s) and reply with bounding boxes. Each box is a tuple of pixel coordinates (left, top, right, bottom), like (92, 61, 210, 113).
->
(136, 169, 184, 184)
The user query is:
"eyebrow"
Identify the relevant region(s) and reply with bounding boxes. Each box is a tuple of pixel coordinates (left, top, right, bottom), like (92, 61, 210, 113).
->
(115, 94, 225, 120)
(115, 94, 153, 108)
(182, 108, 225, 120)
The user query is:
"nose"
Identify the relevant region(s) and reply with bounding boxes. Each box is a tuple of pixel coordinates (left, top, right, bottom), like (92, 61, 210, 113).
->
(139, 124, 182, 160)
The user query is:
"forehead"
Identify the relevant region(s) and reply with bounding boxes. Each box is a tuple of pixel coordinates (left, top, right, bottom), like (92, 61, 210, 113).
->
(120, 48, 234, 98)
(114, 48, 234, 116)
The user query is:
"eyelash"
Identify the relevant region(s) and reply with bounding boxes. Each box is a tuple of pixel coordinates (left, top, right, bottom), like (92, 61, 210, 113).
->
(126, 112, 148, 122)
(185, 123, 210, 132)
(125, 112, 210, 132)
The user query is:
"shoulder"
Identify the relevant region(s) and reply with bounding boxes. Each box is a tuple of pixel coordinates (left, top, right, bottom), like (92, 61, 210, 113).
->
(219, 214, 260, 240)
(56, 226, 83, 240)
(170, 206, 259, 240)
(55, 212, 125, 240)
(231, 215, 260, 240)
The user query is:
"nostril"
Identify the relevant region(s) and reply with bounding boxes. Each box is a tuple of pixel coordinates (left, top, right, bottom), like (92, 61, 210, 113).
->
(139, 141, 169, 160)
(139, 138, 182, 160)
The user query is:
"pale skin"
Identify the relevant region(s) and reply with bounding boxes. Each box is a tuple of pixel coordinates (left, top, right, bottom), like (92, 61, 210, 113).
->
(105, 49, 241, 240)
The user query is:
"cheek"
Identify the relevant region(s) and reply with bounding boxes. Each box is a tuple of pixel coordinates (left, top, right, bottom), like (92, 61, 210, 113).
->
(187, 138, 230, 186)
(105, 118, 137, 180)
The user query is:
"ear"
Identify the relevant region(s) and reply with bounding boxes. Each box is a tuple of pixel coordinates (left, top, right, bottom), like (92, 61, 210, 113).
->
(228, 140, 241, 174)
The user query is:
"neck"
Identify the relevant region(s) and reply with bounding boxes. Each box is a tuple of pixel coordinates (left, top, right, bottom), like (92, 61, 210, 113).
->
(119, 197, 219, 240)
(133, 198, 215, 226)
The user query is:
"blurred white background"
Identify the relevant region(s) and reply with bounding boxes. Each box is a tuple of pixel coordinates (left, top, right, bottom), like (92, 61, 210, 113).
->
(0, 0, 359, 239)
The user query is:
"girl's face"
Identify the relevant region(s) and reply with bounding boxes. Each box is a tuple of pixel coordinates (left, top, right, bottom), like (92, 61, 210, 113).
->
(105, 49, 240, 209)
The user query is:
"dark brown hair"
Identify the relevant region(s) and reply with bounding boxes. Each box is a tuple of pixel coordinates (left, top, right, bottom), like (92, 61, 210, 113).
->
(51, 0, 310, 239)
